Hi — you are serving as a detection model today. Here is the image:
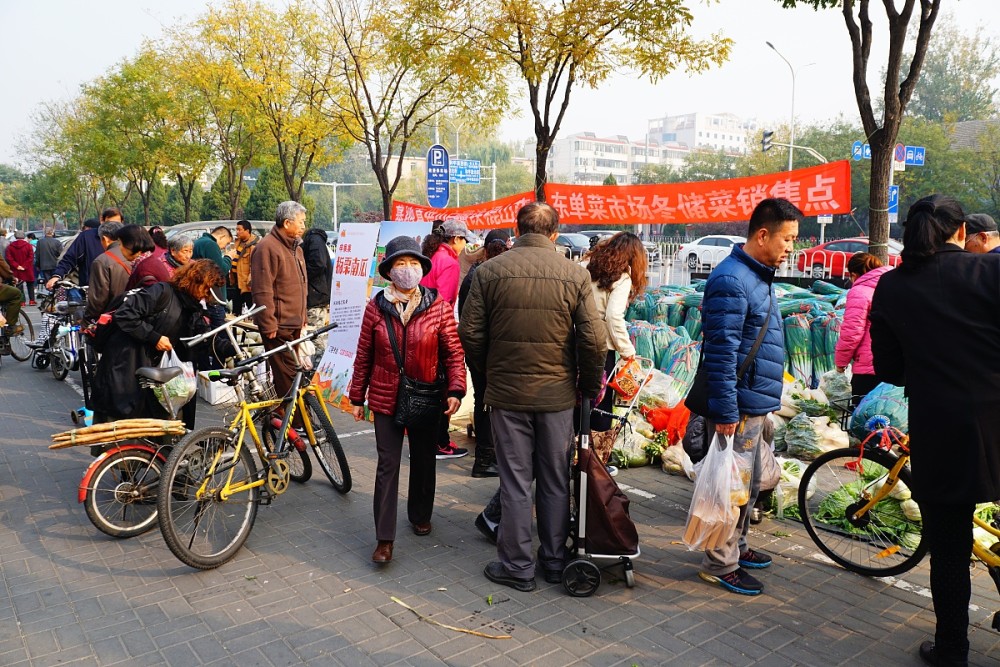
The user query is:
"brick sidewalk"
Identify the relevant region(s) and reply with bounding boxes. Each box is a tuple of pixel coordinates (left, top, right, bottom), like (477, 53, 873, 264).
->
(0, 342, 998, 666)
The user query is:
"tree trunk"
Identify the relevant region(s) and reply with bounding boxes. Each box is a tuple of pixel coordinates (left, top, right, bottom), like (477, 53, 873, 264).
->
(868, 145, 892, 266)
(533, 137, 550, 202)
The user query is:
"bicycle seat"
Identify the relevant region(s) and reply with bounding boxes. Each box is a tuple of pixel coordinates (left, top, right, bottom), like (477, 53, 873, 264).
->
(136, 366, 183, 384)
(208, 365, 256, 381)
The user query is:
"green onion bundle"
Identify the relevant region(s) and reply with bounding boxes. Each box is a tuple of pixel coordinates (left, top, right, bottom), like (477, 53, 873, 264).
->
(683, 306, 703, 341)
(784, 313, 813, 386)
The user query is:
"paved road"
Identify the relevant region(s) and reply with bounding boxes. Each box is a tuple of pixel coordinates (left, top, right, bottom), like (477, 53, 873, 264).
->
(1, 313, 998, 666)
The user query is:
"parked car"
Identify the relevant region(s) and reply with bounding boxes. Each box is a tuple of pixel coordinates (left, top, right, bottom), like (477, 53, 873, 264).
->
(577, 229, 661, 264)
(555, 233, 591, 260)
(675, 235, 746, 270)
(163, 220, 274, 242)
(795, 237, 903, 278)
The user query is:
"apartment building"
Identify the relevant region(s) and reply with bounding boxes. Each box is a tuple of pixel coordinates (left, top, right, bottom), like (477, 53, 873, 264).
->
(649, 111, 756, 155)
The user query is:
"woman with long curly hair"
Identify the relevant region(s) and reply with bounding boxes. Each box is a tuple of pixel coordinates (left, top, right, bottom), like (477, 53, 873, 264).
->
(583, 231, 648, 471)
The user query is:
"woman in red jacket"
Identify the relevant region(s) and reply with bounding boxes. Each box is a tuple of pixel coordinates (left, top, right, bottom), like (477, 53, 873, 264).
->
(5, 231, 36, 305)
(350, 235, 466, 564)
(834, 252, 891, 405)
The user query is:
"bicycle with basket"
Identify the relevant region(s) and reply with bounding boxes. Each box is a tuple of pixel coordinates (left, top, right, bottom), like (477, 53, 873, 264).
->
(798, 405, 1000, 632)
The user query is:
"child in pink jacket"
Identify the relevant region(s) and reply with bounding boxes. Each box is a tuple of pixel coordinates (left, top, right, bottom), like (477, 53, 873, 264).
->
(835, 252, 892, 404)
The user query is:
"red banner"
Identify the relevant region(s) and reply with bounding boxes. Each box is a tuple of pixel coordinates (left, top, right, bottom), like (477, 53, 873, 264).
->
(390, 160, 852, 228)
(390, 191, 533, 230)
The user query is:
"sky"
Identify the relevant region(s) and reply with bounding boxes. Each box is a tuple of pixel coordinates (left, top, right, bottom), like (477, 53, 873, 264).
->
(0, 0, 996, 167)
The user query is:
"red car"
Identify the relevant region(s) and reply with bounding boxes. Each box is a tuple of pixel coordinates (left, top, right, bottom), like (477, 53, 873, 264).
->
(795, 238, 902, 278)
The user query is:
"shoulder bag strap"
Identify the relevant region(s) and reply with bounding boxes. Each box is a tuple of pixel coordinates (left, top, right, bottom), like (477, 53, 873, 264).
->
(107, 251, 133, 275)
(382, 309, 405, 376)
(736, 290, 772, 381)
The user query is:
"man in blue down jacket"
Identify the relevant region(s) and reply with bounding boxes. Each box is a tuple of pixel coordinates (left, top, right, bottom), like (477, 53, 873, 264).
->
(698, 197, 802, 596)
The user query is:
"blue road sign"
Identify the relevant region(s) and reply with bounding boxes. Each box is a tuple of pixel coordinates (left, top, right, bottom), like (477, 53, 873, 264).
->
(906, 145, 926, 166)
(888, 185, 899, 214)
(426, 144, 450, 208)
(852, 140, 863, 161)
(449, 159, 481, 185)
(863, 143, 872, 159)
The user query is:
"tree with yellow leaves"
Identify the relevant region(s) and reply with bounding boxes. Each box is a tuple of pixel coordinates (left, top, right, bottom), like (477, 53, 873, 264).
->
(318, 0, 507, 219)
(194, 0, 348, 203)
(472, 0, 732, 201)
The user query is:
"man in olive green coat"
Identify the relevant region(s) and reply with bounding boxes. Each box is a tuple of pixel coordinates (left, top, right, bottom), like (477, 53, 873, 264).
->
(459, 201, 606, 592)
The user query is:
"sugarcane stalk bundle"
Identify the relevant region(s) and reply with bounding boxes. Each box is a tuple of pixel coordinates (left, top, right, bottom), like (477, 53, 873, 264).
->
(50, 419, 186, 449)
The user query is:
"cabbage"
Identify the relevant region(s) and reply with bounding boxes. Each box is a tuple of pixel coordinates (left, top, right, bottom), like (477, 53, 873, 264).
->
(900, 499, 922, 522)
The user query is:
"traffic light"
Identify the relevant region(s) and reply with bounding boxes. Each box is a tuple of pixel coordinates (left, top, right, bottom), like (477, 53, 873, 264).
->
(761, 130, 774, 153)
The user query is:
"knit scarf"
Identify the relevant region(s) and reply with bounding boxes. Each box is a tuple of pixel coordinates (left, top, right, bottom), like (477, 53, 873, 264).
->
(383, 284, 421, 326)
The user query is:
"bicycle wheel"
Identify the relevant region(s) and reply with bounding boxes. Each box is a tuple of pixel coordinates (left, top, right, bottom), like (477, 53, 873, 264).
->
(258, 414, 311, 483)
(157, 427, 259, 570)
(49, 328, 69, 381)
(84, 448, 161, 538)
(799, 447, 927, 577)
(9, 311, 34, 361)
(303, 392, 351, 494)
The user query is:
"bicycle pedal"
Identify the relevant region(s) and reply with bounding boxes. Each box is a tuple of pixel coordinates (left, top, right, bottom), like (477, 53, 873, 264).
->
(265, 449, 291, 461)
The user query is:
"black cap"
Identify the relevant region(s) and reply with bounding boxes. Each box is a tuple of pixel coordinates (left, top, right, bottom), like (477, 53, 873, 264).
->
(966, 213, 998, 234)
(485, 229, 511, 245)
(377, 235, 433, 280)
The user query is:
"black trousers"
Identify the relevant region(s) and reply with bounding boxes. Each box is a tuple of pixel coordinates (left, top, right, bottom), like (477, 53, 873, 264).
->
(921, 500, 976, 657)
(471, 368, 493, 458)
(850, 373, 880, 406)
(373, 412, 437, 542)
(591, 351, 617, 432)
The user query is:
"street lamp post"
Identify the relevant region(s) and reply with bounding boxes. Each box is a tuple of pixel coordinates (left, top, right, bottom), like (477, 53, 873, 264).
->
(303, 181, 370, 231)
(766, 41, 796, 172)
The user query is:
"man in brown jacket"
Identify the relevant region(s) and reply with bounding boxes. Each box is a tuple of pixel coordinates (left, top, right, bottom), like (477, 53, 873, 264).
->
(459, 201, 606, 592)
(251, 201, 308, 399)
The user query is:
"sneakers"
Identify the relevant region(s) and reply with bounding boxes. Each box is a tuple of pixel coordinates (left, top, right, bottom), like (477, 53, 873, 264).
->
(605, 465, 618, 477)
(484, 561, 536, 592)
(738, 549, 773, 569)
(436, 442, 468, 459)
(28, 300, 36, 306)
(475, 512, 498, 544)
(698, 568, 763, 596)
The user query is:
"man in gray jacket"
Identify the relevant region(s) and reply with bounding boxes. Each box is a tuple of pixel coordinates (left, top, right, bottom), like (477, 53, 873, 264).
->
(459, 202, 606, 592)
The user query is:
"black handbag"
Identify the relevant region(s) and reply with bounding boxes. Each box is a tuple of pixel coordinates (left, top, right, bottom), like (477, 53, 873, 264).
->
(383, 311, 444, 427)
(684, 292, 772, 419)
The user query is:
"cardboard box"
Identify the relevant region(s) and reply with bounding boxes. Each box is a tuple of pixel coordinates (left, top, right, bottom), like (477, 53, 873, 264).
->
(197, 371, 238, 405)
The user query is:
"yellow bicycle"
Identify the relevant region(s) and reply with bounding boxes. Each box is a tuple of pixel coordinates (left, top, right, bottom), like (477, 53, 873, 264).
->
(156, 322, 350, 569)
(799, 434, 1000, 630)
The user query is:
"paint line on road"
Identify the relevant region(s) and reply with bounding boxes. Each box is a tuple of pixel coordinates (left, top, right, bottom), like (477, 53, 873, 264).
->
(617, 483, 656, 499)
(338, 428, 375, 439)
(65, 376, 84, 399)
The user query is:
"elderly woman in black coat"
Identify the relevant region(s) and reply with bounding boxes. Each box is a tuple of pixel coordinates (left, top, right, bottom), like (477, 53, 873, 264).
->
(870, 194, 1000, 667)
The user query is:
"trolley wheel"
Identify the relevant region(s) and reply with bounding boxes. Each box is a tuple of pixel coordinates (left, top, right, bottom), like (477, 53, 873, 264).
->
(562, 558, 601, 597)
(621, 558, 636, 588)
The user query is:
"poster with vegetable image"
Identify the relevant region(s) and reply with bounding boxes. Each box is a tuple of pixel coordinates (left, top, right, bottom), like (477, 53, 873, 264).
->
(316, 222, 381, 411)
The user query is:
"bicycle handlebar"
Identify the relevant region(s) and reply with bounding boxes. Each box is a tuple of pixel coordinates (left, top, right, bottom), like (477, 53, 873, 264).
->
(216, 321, 339, 375)
(180, 305, 266, 347)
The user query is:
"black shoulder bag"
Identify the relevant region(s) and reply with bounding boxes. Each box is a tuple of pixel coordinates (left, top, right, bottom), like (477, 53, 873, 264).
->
(683, 293, 772, 464)
(383, 310, 444, 428)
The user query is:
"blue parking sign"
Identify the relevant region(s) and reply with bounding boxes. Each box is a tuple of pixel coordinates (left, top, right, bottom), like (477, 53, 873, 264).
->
(426, 144, 450, 208)
(852, 140, 863, 161)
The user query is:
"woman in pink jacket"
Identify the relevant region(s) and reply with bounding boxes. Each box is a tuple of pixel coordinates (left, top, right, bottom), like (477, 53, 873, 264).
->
(835, 252, 891, 404)
(420, 219, 472, 459)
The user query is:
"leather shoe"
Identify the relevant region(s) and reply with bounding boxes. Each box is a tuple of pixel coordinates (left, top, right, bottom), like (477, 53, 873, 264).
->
(541, 566, 563, 584)
(372, 541, 393, 563)
(919, 641, 968, 666)
(412, 522, 432, 536)
(475, 513, 498, 544)
(484, 561, 536, 592)
(471, 461, 499, 478)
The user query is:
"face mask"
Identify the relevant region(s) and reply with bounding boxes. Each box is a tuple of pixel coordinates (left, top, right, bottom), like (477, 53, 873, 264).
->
(389, 265, 423, 290)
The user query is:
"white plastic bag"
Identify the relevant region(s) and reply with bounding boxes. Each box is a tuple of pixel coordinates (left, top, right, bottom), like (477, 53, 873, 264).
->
(153, 349, 198, 413)
(682, 434, 740, 550)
